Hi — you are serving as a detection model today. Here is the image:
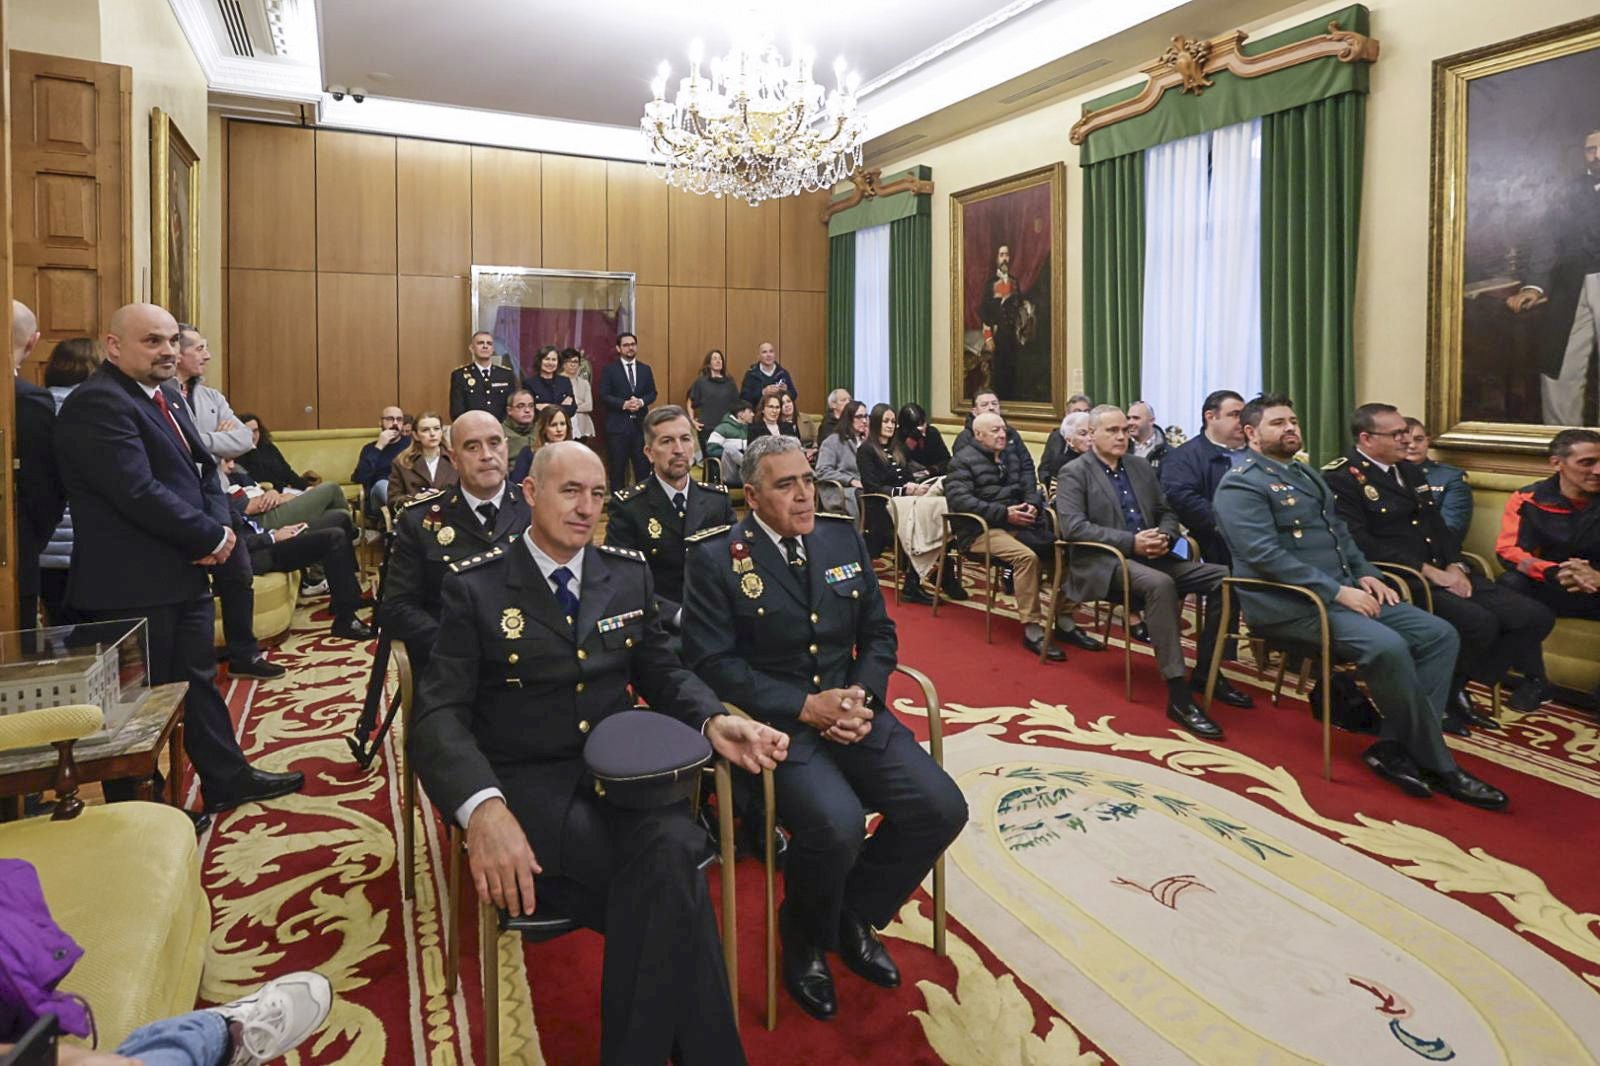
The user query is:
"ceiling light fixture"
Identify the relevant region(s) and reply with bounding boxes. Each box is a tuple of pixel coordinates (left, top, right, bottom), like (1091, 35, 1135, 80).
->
(640, 22, 864, 205)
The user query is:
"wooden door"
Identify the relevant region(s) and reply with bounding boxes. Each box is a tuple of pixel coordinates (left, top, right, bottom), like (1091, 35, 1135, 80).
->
(9, 50, 131, 382)
(1, 6, 18, 621)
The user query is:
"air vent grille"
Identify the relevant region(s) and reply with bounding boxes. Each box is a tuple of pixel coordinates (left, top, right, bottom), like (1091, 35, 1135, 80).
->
(998, 58, 1112, 104)
(216, 0, 253, 57)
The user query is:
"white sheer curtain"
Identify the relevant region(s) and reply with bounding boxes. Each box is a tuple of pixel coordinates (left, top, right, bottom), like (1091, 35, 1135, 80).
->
(1139, 118, 1262, 438)
(852, 224, 892, 409)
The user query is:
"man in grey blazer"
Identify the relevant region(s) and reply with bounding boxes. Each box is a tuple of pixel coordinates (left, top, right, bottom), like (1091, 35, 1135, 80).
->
(1055, 405, 1244, 738)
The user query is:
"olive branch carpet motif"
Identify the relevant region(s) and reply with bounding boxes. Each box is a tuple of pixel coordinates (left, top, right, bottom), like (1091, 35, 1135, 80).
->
(188, 588, 1600, 1064)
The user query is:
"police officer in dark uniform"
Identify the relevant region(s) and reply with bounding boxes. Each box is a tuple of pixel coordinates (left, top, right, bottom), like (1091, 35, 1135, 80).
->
(1213, 394, 1507, 810)
(409, 440, 786, 1065)
(1323, 403, 1554, 731)
(681, 434, 967, 1021)
(606, 405, 735, 630)
(381, 411, 529, 674)
(448, 331, 517, 421)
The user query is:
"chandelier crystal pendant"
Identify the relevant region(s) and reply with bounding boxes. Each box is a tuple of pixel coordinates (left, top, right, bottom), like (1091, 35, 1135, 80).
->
(641, 29, 865, 205)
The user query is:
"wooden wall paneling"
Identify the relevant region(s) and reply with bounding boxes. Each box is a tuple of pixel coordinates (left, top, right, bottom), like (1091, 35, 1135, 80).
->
(780, 290, 827, 413)
(606, 161, 668, 283)
(228, 268, 318, 430)
(668, 188, 725, 288)
(541, 154, 607, 271)
(667, 287, 725, 412)
(397, 275, 469, 418)
(471, 146, 541, 267)
(726, 199, 780, 291)
(227, 121, 314, 270)
(2, 25, 15, 609)
(779, 190, 830, 292)
(317, 273, 398, 428)
(316, 131, 397, 274)
(725, 288, 780, 375)
(396, 139, 470, 277)
(632, 283, 669, 406)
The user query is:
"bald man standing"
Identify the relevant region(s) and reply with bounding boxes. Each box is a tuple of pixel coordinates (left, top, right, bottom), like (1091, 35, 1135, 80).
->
(11, 301, 64, 629)
(55, 303, 302, 814)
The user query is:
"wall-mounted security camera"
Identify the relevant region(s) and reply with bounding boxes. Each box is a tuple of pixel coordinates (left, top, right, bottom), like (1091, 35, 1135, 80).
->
(351, 87, 367, 103)
(328, 84, 347, 100)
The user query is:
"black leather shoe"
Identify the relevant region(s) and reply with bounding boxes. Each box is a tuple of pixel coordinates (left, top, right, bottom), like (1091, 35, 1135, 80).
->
(205, 768, 305, 813)
(1194, 677, 1255, 708)
(1453, 692, 1500, 730)
(1166, 700, 1224, 740)
(1054, 625, 1105, 652)
(1440, 713, 1471, 738)
(938, 562, 970, 602)
(230, 656, 286, 680)
(838, 910, 900, 988)
(1129, 621, 1151, 643)
(1422, 768, 1508, 811)
(1362, 741, 1432, 798)
(1506, 677, 1548, 713)
(734, 820, 789, 869)
(331, 616, 374, 640)
(1307, 681, 1381, 735)
(899, 576, 934, 606)
(779, 903, 836, 1020)
(185, 810, 212, 835)
(1023, 634, 1066, 662)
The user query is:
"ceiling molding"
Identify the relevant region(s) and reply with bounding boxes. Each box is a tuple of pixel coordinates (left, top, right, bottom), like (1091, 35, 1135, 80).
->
(168, 0, 321, 102)
(316, 96, 651, 162)
(858, 0, 1054, 97)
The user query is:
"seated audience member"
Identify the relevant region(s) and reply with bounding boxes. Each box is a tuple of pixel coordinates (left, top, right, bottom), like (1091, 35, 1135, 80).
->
(952, 391, 1035, 479)
(1496, 428, 1600, 624)
(752, 391, 798, 440)
(411, 441, 784, 1063)
(237, 414, 316, 490)
(382, 411, 528, 674)
(1214, 393, 1507, 809)
(1056, 405, 1240, 737)
(1040, 410, 1093, 486)
(687, 348, 738, 449)
(11, 301, 64, 630)
(352, 406, 410, 511)
(224, 458, 373, 641)
(1160, 390, 1248, 565)
(681, 434, 966, 1022)
(606, 405, 735, 631)
(225, 460, 350, 533)
(562, 348, 596, 442)
(707, 400, 755, 485)
(1402, 417, 1472, 538)
(859, 404, 961, 606)
(781, 391, 813, 447)
(401, 413, 415, 436)
(946, 412, 1065, 659)
(818, 387, 853, 441)
(39, 338, 101, 625)
(0, 862, 333, 1066)
(894, 402, 951, 476)
(739, 340, 797, 405)
(449, 330, 516, 421)
(815, 399, 867, 518)
(528, 344, 577, 419)
(508, 405, 572, 485)
(1066, 393, 1092, 414)
(1127, 400, 1170, 467)
(389, 411, 457, 508)
(502, 388, 538, 459)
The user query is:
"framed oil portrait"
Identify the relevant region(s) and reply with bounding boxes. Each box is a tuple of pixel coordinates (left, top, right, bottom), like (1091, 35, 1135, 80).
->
(150, 108, 200, 325)
(1428, 15, 1600, 454)
(950, 164, 1065, 425)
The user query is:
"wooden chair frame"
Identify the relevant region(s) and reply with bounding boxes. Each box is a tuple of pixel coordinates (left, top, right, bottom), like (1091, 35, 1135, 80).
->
(1042, 540, 1134, 696)
(858, 492, 899, 604)
(931, 512, 994, 642)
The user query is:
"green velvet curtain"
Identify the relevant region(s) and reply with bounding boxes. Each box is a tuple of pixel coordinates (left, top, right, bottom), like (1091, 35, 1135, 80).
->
(1082, 152, 1145, 408)
(827, 234, 855, 395)
(1259, 93, 1364, 466)
(888, 213, 931, 410)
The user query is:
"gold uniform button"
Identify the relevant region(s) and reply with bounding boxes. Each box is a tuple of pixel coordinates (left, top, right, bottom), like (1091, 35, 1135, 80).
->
(577, 649, 588, 661)
(578, 719, 590, 733)
(757, 607, 765, 616)
(851, 590, 859, 599)
(808, 643, 819, 655)
(576, 682, 585, 693)
(508, 653, 519, 664)
(810, 612, 819, 624)
(625, 637, 634, 648)
(812, 674, 822, 685)
(442, 554, 451, 562)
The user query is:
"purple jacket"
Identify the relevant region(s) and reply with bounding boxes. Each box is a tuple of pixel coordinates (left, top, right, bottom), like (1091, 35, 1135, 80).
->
(0, 859, 92, 1040)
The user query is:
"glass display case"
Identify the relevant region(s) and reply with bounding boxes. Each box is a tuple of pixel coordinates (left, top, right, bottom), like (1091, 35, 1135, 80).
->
(0, 618, 150, 737)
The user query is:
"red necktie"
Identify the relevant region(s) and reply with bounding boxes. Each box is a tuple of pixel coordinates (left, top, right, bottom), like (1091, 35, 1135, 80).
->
(152, 389, 192, 455)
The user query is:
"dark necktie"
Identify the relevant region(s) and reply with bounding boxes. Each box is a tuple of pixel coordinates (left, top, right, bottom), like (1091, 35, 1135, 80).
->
(672, 491, 686, 519)
(1392, 465, 1404, 487)
(625, 361, 636, 392)
(476, 501, 499, 527)
(781, 536, 806, 578)
(551, 566, 579, 624)
(152, 390, 191, 455)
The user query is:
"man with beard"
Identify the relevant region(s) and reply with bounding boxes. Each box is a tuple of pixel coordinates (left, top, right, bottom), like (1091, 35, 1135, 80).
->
(978, 243, 1040, 401)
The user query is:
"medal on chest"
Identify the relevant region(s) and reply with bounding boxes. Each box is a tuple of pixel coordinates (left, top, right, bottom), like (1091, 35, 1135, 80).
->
(647, 516, 663, 540)
(436, 526, 456, 546)
(501, 608, 525, 639)
(731, 539, 761, 598)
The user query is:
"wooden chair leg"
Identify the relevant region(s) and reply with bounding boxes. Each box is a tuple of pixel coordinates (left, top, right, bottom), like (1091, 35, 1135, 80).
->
(1319, 658, 1333, 782)
(715, 761, 738, 1013)
(763, 768, 778, 1032)
(982, 547, 995, 645)
(930, 542, 946, 617)
(1119, 585, 1133, 702)
(933, 854, 947, 959)
(480, 902, 500, 1066)
(1202, 586, 1231, 714)
(446, 830, 462, 995)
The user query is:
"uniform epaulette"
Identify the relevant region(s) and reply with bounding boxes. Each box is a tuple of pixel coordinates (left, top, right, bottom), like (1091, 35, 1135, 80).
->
(448, 545, 506, 573)
(815, 512, 853, 521)
(612, 481, 648, 502)
(686, 524, 732, 544)
(598, 543, 646, 562)
(453, 363, 471, 371)
(697, 480, 728, 494)
(400, 488, 447, 511)
(1321, 455, 1348, 471)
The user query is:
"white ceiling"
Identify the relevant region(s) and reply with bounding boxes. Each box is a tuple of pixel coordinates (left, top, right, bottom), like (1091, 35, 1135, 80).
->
(315, 0, 1043, 129)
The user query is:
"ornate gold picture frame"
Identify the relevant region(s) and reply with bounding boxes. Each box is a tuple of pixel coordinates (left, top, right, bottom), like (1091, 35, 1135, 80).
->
(151, 107, 200, 325)
(950, 164, 1066, 426)
(1427, 15, 1600, 454)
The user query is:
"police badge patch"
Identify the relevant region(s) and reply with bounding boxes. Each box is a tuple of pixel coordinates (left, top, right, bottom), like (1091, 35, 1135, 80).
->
(501, 608, 525, 639)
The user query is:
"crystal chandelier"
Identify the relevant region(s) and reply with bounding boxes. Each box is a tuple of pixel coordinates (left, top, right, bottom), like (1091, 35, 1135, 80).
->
(640, 29, 866, 205)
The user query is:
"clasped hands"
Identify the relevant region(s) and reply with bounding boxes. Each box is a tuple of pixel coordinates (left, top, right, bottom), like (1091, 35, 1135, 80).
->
(1556, 558, 1600, 595)
(1421, 561, 1474, 598)
(193, 527, 237, 566)
(800, 685, 873, 745)
(1334, 575, 1400, 618)
(1133, 528, 1171, 558)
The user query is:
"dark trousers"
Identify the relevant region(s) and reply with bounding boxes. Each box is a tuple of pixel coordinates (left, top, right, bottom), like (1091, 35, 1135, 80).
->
(39, 569, 75, 626)
(212, 538, 261, 666)
(1498, 570, 1600, 620)
(1426, 575, 1554, 686)
(606, 421, 648, 489)
(255, 518, 363, 617)
(84, 597, 251, 798)
(1108, 556, 1228, 680)
(774, 716, 967, 949)
(524, 793, 745, 1066)
(1259, 602, 1458, 772)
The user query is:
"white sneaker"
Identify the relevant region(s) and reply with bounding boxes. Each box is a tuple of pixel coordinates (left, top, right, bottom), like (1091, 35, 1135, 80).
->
(300, 579, 330, 596)
(210, 971, 333, 1065)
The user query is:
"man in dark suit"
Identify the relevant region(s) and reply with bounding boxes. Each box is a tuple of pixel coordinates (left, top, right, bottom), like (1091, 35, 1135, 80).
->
(1213, 393, 1507, 809)
(54, 303, 302, 812)
(681, 434, 967, 1021)
(10, 301, 64, 630)
(381, 410, 529, 675)
(597, 332, 657, 489)
(1055, 405, 1243, 739)
(409, 441, 785, 1065)
(605, 405, 735, 632)
(1323, 403, 1553, 731)
(448, 331, 517, 421)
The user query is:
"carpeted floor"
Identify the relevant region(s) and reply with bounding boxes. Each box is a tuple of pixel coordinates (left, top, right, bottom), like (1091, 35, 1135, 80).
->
(190, 585, 1600, 1064)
